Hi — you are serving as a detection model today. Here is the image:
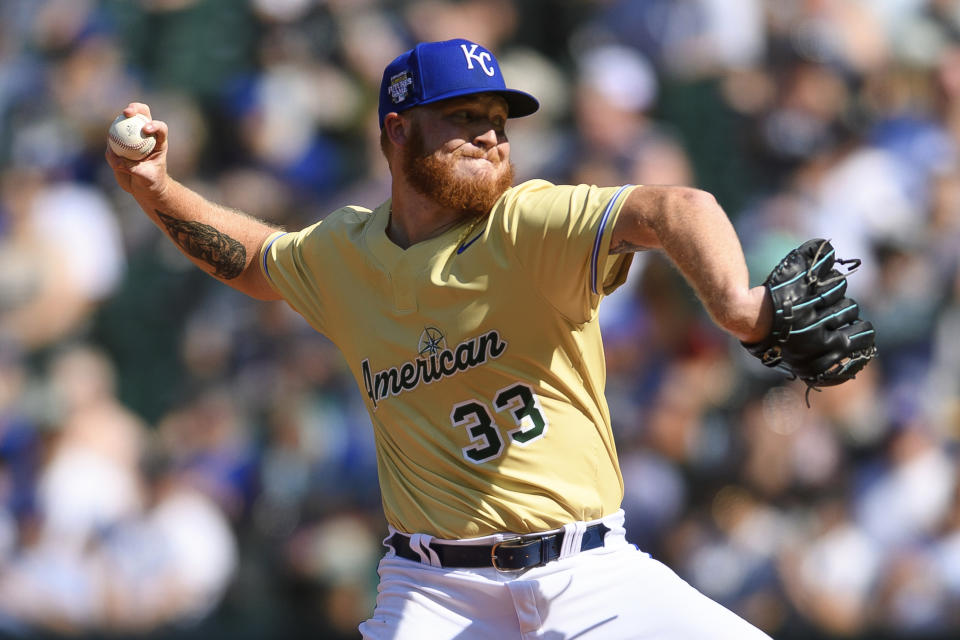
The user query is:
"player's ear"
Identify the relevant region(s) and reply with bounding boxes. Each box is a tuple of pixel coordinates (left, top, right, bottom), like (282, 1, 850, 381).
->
(383, 113, 410, 147)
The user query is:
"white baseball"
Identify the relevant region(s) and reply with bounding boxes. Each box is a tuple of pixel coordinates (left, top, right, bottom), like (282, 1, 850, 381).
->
(108, 113, 156, 160)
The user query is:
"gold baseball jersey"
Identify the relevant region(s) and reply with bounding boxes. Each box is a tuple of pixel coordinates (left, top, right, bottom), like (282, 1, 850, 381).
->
(260, 179, 637, 539)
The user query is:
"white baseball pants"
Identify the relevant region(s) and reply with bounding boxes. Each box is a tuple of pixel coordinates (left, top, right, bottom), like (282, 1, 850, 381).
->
(359, 510, 773, 639)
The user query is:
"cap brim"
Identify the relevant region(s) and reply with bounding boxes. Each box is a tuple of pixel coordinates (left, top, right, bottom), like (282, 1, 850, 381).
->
(418, 88, 540, 119)
(500, 90, 540, 119)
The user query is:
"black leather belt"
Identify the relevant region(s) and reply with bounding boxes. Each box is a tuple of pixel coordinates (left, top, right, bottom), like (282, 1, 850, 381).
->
(389, 522, 610, 572)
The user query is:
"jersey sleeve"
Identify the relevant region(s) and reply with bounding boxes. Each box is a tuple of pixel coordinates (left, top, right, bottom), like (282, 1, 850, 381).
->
(259, 222, 330, 335)
(497, 181, 636, 324)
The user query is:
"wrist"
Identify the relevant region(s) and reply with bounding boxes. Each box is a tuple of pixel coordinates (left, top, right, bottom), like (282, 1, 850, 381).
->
(137, 175, 174, 209)
(726, 285, 773, 344)
(148, 174, 173, 201)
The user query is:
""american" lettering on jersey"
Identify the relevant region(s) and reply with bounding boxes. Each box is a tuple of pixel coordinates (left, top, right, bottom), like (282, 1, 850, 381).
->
(361, 330, 508, 408)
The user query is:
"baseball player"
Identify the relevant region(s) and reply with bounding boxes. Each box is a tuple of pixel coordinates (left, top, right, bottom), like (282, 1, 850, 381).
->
(107, 38, 778, 639)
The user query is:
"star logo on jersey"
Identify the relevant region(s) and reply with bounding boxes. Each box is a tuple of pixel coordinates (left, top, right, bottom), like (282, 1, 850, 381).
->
(418, 326, 447, 356)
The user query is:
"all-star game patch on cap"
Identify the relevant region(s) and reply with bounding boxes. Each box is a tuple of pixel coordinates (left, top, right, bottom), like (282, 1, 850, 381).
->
(378, 38, 540, 127)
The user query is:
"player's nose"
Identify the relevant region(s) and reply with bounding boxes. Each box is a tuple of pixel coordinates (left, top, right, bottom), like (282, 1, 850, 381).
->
(473, 127, 500, 150)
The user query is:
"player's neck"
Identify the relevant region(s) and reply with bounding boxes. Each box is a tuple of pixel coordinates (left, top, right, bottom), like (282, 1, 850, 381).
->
(387, 187, 468, 249)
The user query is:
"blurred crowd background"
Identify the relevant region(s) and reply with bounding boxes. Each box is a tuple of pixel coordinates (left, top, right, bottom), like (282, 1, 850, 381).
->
(0, 0, 959, 638)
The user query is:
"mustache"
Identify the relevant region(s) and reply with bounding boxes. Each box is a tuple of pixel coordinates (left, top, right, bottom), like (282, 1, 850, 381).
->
(422, 146, 502, 162)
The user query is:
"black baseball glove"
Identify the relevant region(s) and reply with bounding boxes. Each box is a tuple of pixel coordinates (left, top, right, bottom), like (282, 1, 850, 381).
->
(742, 238, 878, 404)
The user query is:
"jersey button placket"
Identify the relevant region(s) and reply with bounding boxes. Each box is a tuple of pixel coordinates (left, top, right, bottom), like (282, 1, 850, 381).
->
(390, 256, 418, 313)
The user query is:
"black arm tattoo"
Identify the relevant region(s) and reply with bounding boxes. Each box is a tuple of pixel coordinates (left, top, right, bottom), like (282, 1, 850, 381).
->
(155, 210, 246, 280)
(610, 239, 654, 255)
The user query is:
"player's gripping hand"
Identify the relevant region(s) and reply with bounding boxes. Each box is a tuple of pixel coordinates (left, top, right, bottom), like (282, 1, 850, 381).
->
(104, 103, 169, 199)
(742, 238, 878, 404)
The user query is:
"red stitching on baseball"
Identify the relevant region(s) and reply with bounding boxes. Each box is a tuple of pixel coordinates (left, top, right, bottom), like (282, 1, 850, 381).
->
(109, 133, 149, 150)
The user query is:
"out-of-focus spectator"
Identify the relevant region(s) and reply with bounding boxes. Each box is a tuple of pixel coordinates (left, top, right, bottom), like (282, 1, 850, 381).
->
(282, 512, 380, 638)
(779, 497, 882, 637)
(581, 0, 766, 76)
(557, 42, 691, 187)
(855, 423, 956, 548)
(0, 169, 125, 350)
(676, 486, 792, 629)
(0, 343, 40, 563)
(0, 344, 239, 635)
(873, 548, 953, 635)
(36, 344, 145, 550)
(96, 454, 238, 633)
(0, 344, 143, 632)
(404, 0, 519, 54)
(155, 386, 258, 522)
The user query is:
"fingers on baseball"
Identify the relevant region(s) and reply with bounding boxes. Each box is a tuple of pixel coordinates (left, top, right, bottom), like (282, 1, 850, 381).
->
(119, 103, 166, 150)
(123, 102, 152, 121)
(144, 119, 168, 149)
(105, 147, 135, 173)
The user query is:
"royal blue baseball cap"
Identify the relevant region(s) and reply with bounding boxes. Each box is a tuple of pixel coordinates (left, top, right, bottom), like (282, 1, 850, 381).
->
(378, 38, 539, 128)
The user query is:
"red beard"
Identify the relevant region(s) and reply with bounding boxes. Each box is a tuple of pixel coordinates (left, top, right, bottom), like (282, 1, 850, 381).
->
(401, 126, 515, 217)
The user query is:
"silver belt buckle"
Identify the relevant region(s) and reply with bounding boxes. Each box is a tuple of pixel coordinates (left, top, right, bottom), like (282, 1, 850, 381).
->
(490, 536, 527, 573)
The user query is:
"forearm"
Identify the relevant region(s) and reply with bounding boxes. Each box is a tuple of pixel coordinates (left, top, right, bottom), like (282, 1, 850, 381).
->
(106, 102, 282, 300)
(135, 178, 281, 300)
(616, 187, 771, 342)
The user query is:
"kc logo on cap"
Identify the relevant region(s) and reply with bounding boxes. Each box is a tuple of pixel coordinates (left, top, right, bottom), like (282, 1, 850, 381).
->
(378, 38, 539, 127)
(460, 43, 496, 77)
